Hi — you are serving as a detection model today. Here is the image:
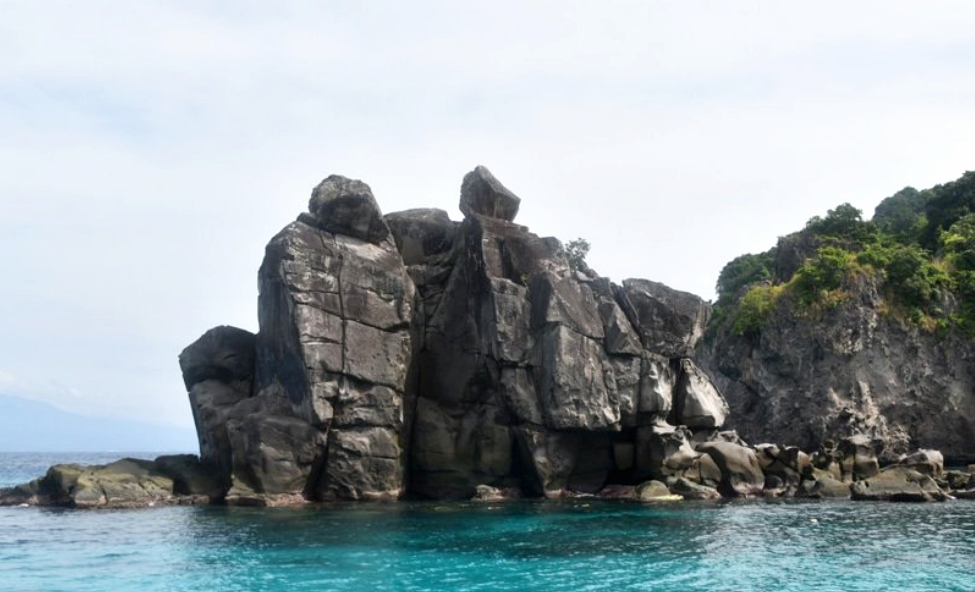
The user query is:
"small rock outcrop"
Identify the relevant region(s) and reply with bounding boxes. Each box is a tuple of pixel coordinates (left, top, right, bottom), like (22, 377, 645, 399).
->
(0, 456, 218, 508)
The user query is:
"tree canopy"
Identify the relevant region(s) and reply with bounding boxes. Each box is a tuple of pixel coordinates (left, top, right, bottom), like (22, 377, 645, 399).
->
(710, 170, 975, 339)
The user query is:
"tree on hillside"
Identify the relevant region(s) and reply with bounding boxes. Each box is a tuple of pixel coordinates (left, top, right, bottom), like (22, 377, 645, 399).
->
(921, 171, 975, 248)
(715, 250, 776, 304)
(873, 187, 929, 240)
(804, 203, 872, 240)
(564, 238, 591, 272)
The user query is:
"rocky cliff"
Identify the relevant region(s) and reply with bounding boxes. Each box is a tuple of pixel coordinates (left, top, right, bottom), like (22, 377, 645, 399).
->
(179, 166, 734, 503)
(702, 269, 975, 465)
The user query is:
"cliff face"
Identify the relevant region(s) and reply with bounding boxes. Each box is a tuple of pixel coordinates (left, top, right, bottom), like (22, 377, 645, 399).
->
(180, 166, 731, 503)
(702, 272, 975, 464)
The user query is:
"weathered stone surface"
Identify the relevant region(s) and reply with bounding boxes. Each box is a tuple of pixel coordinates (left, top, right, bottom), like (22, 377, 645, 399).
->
(611, 355, 642, 427)
(669, 477, 721, 500)
(940, 470, 974, 492)
(636, 480, 674, 501)
(693, 453, 723, 487)
(634, 422, 698, 480)
(703, 269, 975, 463)
(154, 454, 224, 497)
(460, 165, 521, 221)
(639, 353, 676, 417)
(253, 197, 415, 500)
(513, 426, 579, 497)
(797, 468, 852, 499)
(536, 325, 620, 431)
(488, 278, 533, 364)
(672, 359, 729, 429)
(72, 460, 176, 508)
(499, 366, 543, 425)
(318, 427, 403, 500)
(409, 397, 513, 500)
(187, 379, 251, 483)
(619, 279, 709, 358)
(754, 444, 804, 489)
(178, 326, 256, 391)
(899, 449, 944, 477)
(530, 272, 604, 340)
(384, 208, 456, 265)
(226, 414, 325, 499)
(851, 465, 950, 502)
(0, 459, 182, 509)
(696, 441, 765, 497)
(471, 484, 521, 502)
(838, 435, 883, 480)
(591, 279, 642, 355)
(331, 377, 403, 428)
(308, 175, 389, 243)
(343, 320, 411, 387)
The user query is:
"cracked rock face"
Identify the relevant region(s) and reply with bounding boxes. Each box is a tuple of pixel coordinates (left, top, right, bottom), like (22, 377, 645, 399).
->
(178, 166, 729, 503)
(401, 166, 729, 499)
(255, 183, 414, 501)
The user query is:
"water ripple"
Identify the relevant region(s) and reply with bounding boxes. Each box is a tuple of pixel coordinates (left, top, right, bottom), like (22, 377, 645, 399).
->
(2, 498, 975, 591)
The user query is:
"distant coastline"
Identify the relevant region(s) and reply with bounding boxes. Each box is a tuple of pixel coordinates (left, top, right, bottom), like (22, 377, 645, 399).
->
(0, 394, 197, 453)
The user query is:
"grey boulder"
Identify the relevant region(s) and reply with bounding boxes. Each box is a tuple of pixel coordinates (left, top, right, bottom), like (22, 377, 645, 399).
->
(308, 175, 390, 244)
(178, 325, 256, 391)
(459, 165, 521, 221)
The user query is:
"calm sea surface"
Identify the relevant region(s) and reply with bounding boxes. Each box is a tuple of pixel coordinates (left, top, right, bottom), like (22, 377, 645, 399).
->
(2, 452, 975, 592)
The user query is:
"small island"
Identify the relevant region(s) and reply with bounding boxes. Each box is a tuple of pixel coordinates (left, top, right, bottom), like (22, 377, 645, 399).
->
(4, 167, 974, 508)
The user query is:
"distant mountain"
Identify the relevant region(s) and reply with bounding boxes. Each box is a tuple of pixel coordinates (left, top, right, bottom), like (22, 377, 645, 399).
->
(0, 394, 198, 453)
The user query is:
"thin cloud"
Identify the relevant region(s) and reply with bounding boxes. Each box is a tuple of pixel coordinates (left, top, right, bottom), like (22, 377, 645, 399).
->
(1, 1, 974, 427)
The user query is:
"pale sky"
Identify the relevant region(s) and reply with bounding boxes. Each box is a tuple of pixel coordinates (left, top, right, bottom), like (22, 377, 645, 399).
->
(2, 1, 974, 430)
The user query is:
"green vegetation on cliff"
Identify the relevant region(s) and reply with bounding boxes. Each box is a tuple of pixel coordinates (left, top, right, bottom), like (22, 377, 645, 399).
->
(712, 171, 975, 338)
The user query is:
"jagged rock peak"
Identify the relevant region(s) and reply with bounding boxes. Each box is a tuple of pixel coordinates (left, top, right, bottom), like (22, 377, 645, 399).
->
(460, 165, 521, 222)
(307, 174, 390, 244)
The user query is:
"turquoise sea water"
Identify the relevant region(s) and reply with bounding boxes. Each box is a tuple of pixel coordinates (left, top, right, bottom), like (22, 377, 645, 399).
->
(2, 453, 975, 592)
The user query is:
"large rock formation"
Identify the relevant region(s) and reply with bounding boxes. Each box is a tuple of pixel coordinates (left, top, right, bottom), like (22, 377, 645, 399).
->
(395, 171, 726, 499)
(174, 175, 417, 504)
(174, 166, 731, 503)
